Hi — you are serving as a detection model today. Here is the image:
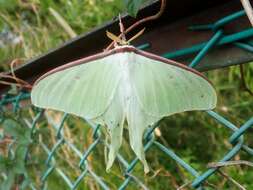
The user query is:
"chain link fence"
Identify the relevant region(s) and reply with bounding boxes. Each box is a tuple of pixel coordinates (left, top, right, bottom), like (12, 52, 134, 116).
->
(0, 9, 253, 190)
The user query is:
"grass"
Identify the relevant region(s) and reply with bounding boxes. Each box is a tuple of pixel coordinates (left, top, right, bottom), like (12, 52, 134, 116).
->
(0, 1, 253, 190)
(0, 0, 123, 71)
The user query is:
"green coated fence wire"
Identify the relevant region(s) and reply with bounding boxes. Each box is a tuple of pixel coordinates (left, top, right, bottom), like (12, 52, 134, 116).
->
(1, 9, 253, 190)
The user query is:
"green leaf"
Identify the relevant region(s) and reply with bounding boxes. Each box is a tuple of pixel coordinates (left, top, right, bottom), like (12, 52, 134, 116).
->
(124, 0, 144, 17)
(0, 146, 27, 174)
(13, 146, 27, 174)
(0, 0, 18, 11)
(8, 84, 18, 95)
(3, 119, 31, 145)
(20, 178, 31, 190)
(0, 172, 15, 190)
(0, 156, 9, 171)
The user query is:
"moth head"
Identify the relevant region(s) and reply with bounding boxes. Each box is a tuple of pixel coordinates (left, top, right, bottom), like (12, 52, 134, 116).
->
(106, 28, 145, 47)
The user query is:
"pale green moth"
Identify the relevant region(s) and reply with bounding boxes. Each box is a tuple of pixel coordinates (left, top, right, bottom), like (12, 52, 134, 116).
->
(31, 45, 217, 173)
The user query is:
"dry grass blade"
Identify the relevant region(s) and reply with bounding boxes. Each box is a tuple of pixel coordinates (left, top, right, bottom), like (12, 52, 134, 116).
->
(218, 170, 246, 190)
(177, 181, 191, 190)
(239, 64, 253, 96)
(240, 0, 253, 26)
(126, 173, 149, 190)
(207, 160, 253, 168)
(49, 7, 77, 38)
(0, 73, 32, 89)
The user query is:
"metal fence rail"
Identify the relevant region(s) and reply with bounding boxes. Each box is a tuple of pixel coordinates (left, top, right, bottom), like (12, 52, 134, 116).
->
(0, 9, 253, 190)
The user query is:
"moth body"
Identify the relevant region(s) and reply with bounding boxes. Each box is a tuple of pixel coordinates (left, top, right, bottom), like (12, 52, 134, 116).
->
(31, 46, 217, 172)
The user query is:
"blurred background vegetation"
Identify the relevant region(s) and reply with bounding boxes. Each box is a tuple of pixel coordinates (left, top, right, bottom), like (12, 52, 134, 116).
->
(0, 0, 252, 190)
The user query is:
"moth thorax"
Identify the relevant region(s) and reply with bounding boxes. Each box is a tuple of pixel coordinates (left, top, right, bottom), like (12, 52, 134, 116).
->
(114, 45, 134, 49)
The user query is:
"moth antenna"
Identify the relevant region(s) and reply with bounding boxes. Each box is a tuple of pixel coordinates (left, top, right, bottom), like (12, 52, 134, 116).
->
(106, 0, 166, 50)
(127, 28, 145, 44)
(118, 14, 126, 42)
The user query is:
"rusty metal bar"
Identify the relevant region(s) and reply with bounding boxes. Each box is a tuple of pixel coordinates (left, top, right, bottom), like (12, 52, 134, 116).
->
(0, 0, 251, 94)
